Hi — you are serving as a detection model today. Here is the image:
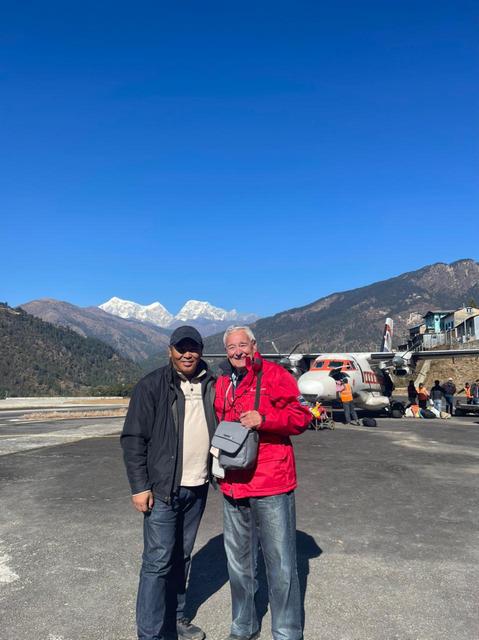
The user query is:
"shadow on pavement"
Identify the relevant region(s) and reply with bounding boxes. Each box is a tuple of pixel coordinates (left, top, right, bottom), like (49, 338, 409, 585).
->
(186, 530, 323, 631)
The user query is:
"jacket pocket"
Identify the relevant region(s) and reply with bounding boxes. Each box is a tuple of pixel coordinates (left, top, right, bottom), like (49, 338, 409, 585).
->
(257, 442, 288, 462)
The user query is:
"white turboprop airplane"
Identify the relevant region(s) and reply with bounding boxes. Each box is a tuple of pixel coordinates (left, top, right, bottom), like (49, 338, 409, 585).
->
(206, 319, 479, 411)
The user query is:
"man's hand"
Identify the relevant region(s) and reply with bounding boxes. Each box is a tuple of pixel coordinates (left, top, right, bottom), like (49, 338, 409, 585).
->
(131, 490, 154, 513)
(240, 410, 262, 429)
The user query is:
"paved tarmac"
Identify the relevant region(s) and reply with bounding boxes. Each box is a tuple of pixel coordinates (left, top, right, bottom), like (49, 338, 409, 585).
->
(0, 413, 478, 640)
(0, 397, 128, 410)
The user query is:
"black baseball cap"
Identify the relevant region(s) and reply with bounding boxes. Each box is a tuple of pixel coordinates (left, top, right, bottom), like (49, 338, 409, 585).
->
(169, 325, 204, 348)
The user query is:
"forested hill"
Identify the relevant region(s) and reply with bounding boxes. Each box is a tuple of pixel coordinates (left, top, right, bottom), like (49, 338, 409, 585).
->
(0, 304, 141, 396)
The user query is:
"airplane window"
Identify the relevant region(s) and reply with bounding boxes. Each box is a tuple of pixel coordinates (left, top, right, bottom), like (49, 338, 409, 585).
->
(328, 361, 344, 369)
(313, 361, 324, 369)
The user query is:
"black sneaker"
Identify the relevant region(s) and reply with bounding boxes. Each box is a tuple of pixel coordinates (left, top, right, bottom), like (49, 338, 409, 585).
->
(176, 617, 206, 640)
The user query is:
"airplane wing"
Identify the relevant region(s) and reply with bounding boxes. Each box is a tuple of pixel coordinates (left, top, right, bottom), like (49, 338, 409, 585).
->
(262, 352, 322, 359)
(204, 352, 323, 360)
(203, 353, 285, 358)
(369, 349, 479, 362)
(410, 348, 479, 361)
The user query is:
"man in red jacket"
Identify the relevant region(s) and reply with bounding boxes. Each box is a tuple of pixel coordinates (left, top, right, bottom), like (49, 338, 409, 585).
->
(214, 326, 311, 640)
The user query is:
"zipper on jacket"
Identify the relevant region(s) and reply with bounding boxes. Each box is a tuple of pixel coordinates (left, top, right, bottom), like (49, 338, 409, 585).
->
(169, 393, 180, 499)
(202, 377, 217, 484)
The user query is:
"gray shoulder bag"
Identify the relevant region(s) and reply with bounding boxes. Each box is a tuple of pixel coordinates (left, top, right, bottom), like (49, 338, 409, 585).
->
(211, 371, 262, 471)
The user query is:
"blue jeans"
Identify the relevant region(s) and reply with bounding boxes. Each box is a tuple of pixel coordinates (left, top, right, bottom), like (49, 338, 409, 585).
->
(223, 491, 302, 640)
(433, 399, 442, 412)
(343, 401, 358, 423)
(137, 484, 208, 640)
(444, 395, 454, 414)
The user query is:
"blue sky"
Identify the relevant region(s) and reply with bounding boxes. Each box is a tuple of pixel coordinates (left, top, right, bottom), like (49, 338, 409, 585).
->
(1, 1, 478, 317)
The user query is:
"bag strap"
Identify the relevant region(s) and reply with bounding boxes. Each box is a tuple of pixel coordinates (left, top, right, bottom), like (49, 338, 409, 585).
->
(221, 369, 263, 420)
(221, 379, 232, 421)
(254, 370, 263, 411)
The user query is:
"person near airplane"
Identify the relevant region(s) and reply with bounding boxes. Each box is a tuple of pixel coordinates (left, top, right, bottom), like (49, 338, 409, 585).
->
(465, 382, 473, 404)
(214, 326, 311, 640)
(337, 377, 360, 425)
(458, 382, 473, 404)
(430, 380, 446, 413)
(471, 379, 479, 405)
(417, 383, 429, 409)
(407, 380, 418, 404)
(121, 326, 216, 640)
(442, 378, 456, 415)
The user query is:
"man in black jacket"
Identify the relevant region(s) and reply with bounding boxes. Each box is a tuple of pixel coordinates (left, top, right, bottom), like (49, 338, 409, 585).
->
(442, 378, 457, 415)
(430, 380, 445, 413)
(121, 326, 216, 640)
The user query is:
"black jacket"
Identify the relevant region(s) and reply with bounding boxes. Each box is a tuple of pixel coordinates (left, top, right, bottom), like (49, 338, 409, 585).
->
(430, 384, 445, 400)
(121, 361, 216, 502)
(443, 381, 456, 395)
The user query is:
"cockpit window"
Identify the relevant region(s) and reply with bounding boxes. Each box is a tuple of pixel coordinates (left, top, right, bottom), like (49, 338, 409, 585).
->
(311, 359, 356, 371)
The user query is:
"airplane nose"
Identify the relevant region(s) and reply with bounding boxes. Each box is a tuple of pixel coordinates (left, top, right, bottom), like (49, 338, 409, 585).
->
(298, 376, 323, 398)
(298, 372, 336, 401)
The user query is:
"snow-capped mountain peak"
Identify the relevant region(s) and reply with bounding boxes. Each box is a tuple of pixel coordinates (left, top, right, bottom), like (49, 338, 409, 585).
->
(99, 297, 174, 327)
(176, 300, 234, 322)
(99, 297, 259, 333)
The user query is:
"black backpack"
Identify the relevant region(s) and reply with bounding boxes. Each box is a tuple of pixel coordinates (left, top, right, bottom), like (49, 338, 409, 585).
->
(362, 417, 377, 427)
(390, 401, 406, 416)
(421, 409, 436, 419)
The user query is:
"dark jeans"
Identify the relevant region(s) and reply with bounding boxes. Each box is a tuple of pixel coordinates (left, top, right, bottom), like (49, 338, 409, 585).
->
(137, 484, 208, 640)
(223, 491, 302, 640)
(343, 401, 358, 423)
(444, 394, 454, 414)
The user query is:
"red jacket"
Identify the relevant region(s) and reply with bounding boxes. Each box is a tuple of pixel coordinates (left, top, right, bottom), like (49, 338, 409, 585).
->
(214, 353, 311, 499)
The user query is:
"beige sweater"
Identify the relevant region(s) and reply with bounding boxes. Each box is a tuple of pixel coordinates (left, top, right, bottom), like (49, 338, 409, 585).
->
(178, 371, 210, 486)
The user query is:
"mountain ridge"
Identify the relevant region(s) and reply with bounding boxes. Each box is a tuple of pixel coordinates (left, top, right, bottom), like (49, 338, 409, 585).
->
(99, 296, 258, 329)
(20, 298, 171, 362)
(203, 259, 479, 353)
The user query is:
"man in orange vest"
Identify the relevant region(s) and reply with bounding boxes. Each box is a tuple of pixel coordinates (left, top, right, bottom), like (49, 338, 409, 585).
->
(337, 378, 360, 425)
(465, 382, 473, 404)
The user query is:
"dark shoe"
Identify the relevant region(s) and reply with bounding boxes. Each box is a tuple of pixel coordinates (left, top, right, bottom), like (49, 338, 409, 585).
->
(176, 617, 206, 640)
(224, 632, 260, 640)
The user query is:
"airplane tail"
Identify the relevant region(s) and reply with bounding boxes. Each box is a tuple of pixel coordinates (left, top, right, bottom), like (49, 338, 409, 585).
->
(380, 318, 393, 352)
